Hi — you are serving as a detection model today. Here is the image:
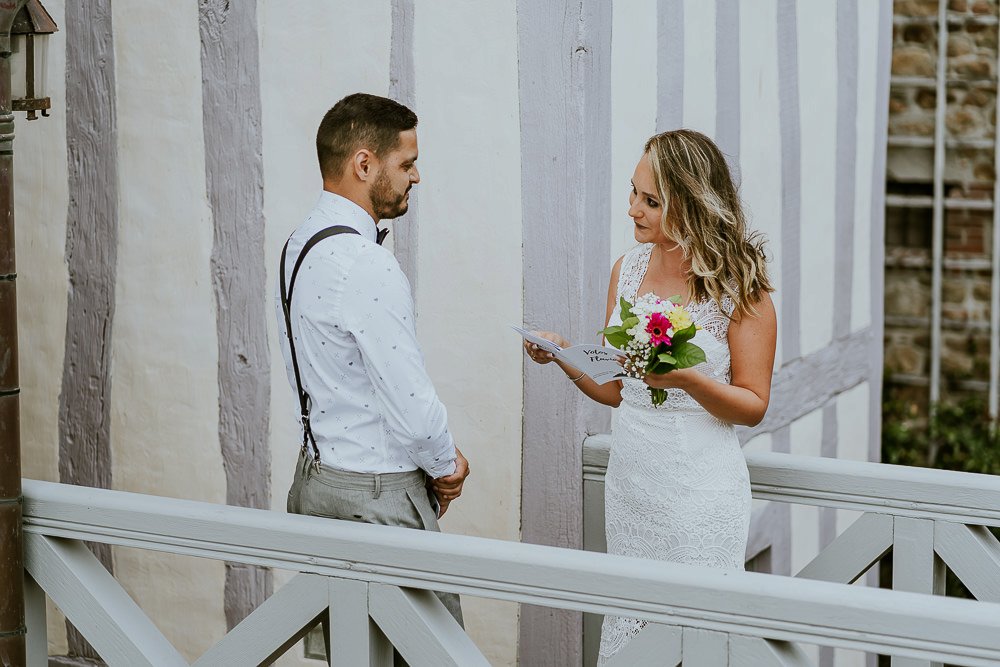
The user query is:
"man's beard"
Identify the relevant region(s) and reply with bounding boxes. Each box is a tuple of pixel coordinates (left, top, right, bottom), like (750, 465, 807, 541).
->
(370, 169, 409, 220)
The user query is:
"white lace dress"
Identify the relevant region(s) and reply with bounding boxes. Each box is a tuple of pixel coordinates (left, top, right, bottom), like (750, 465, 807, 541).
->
(597, 243, 752, 664)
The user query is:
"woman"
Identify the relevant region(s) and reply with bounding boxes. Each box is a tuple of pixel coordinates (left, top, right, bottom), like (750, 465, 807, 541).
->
(525, 129, 777, 663)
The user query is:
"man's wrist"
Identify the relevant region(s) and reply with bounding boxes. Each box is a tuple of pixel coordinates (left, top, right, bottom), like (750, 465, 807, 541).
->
(434, 459, 458, 479)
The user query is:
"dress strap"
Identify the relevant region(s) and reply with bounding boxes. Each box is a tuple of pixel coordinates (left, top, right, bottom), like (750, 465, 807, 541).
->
(616, 244, 654, 303)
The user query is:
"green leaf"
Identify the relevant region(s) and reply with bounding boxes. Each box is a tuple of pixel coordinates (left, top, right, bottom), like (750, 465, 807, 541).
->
(671, 341, 707, 369)
(620, 297, 635, 321)
(646, 352, 678, 375)
(666, 294, 682, 304)
(604, 331, 630, 349)
(621, 316, 639, 330)
(671, 323, 697, 346)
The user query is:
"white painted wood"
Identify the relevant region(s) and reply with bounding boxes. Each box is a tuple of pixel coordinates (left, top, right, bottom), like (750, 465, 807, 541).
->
(192, 573, 328, 666)
(367, 622, 394, 667)
(604, 623, 681, 667)
(744, 453, 1000, 526)
(934, 522, 1000, 603)
(929, 0, 947, 407)
(892, 518, 945, 597)
(682, 627, 728, 665)
(23, 572, 47, 667)
(586, 438, 1000, 526)
(891, 517, 944, 667)
(327, 578, 391, 667)
(795, 513, 892, 584)
(23, 533, 187, 667)
(19, 479, 1000, 664)
(368, 584, 488, 666)
(728, 635, 814, 667)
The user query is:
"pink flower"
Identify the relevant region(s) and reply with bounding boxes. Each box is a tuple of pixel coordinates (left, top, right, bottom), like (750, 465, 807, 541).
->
(646, 312, 673, 347)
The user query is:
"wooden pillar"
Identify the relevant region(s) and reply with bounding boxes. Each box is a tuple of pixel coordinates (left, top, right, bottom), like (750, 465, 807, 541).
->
(0, 4, 28, 666)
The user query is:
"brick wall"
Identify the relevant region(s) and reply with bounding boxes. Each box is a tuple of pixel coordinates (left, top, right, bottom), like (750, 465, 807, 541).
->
(885, 0, 998, 416)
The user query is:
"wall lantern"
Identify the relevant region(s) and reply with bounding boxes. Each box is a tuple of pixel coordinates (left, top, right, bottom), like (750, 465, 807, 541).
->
(10, 0, 56, 120)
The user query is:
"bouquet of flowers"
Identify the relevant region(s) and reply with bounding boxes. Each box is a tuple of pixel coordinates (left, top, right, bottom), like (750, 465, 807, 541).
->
(600, 293, 706, 406)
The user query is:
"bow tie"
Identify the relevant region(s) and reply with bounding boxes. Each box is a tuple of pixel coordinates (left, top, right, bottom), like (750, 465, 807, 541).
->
(376, 227, 390, 246)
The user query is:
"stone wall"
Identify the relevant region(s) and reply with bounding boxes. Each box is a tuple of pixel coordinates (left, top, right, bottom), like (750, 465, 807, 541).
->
(885, 0, 998, 415)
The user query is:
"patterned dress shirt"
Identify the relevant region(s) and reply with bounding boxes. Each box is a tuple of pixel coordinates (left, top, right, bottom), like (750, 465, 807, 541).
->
(275, 191, 457, 478)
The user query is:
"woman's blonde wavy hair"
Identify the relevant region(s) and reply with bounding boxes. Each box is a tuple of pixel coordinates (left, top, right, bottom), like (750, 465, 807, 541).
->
(644, 129, 773, 319)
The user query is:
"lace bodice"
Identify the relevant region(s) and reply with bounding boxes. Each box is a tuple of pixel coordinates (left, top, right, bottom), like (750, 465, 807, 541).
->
(606, 244, 735, 411)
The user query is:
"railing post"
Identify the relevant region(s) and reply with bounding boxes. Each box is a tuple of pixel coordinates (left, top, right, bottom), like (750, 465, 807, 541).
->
(891, 517, 945, 667)
(0, 3, 28, 666)
(328, 578, 392, 667)
(23, 572, 45, 666)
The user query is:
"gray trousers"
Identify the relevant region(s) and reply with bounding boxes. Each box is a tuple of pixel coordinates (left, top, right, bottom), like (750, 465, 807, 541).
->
(287, 451, 464, 628)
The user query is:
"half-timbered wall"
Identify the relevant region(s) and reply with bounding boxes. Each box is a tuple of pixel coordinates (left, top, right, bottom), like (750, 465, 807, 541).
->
(16, 1, 889, 665)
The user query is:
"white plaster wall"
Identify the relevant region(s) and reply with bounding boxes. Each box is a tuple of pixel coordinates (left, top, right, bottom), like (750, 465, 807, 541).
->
(15, 0, 70, 653)
(609, 0, 657, 265)
(682, 0, 716, 137)
(14, 0, 65, 488)
(797, 0, 838, 357)
(11, 12, 58, 463)
(110, 0, 225, 659)
(738, 0, 784, 369)
(413, 2, 522, 663)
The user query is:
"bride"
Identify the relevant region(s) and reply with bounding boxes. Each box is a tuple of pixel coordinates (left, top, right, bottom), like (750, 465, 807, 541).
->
(525, 129, 777, 663)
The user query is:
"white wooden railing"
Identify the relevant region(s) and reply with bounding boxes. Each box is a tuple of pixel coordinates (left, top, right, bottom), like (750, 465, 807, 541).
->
(19, 444, 1000, 666)
(584, 434, 1000, 666)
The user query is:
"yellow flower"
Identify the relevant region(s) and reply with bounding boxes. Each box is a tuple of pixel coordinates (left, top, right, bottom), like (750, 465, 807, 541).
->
(666, 305, 694, 331)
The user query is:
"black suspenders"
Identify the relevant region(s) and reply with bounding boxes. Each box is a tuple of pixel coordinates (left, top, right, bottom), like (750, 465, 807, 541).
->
(279, 225, 361, 468)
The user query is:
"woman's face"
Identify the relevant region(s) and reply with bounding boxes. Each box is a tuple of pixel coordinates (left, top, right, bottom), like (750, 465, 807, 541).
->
(628, 154, 672, 244)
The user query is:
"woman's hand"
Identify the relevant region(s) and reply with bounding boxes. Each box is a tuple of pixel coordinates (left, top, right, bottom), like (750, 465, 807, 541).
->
(523, 331, 569, 365)
(643, 367, 697, 390)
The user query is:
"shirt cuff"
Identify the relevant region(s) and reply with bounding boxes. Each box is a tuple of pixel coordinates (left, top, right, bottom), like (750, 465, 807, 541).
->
(433, 459, 457, 478)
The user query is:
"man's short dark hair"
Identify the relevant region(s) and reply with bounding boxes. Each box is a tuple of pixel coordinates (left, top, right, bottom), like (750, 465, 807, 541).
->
(316, 93, 418, 180)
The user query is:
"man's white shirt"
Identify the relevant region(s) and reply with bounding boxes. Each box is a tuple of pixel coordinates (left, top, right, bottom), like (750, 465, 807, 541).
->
(275, 191, 457, 478)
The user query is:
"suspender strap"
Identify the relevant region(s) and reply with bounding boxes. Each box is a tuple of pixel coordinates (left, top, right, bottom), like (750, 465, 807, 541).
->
(279, 225, 361, 466)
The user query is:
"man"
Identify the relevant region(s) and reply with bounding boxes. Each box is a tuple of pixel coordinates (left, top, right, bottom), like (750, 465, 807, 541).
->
(277, 93, 469, 625)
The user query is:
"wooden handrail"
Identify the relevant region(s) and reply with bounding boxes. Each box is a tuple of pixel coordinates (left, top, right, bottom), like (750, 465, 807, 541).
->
(584, 434, 1000, 525)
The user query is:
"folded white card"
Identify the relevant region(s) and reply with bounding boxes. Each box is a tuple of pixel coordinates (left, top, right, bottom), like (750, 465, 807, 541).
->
(512, 325, 625, 385)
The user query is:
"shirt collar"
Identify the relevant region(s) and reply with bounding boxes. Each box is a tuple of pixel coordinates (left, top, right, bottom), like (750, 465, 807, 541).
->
(317, 190, 380, 243)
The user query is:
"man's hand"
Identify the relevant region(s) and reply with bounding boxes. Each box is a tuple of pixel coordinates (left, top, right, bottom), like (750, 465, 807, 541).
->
(432, 447, 469, 517)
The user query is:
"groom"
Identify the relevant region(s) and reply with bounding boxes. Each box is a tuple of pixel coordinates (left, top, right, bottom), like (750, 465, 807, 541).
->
(277, 92, 469, 624)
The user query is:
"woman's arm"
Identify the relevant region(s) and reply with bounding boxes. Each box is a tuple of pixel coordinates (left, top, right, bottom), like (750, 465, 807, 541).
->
(643, 292, 777, 426)
(523, 257, 625, 408)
